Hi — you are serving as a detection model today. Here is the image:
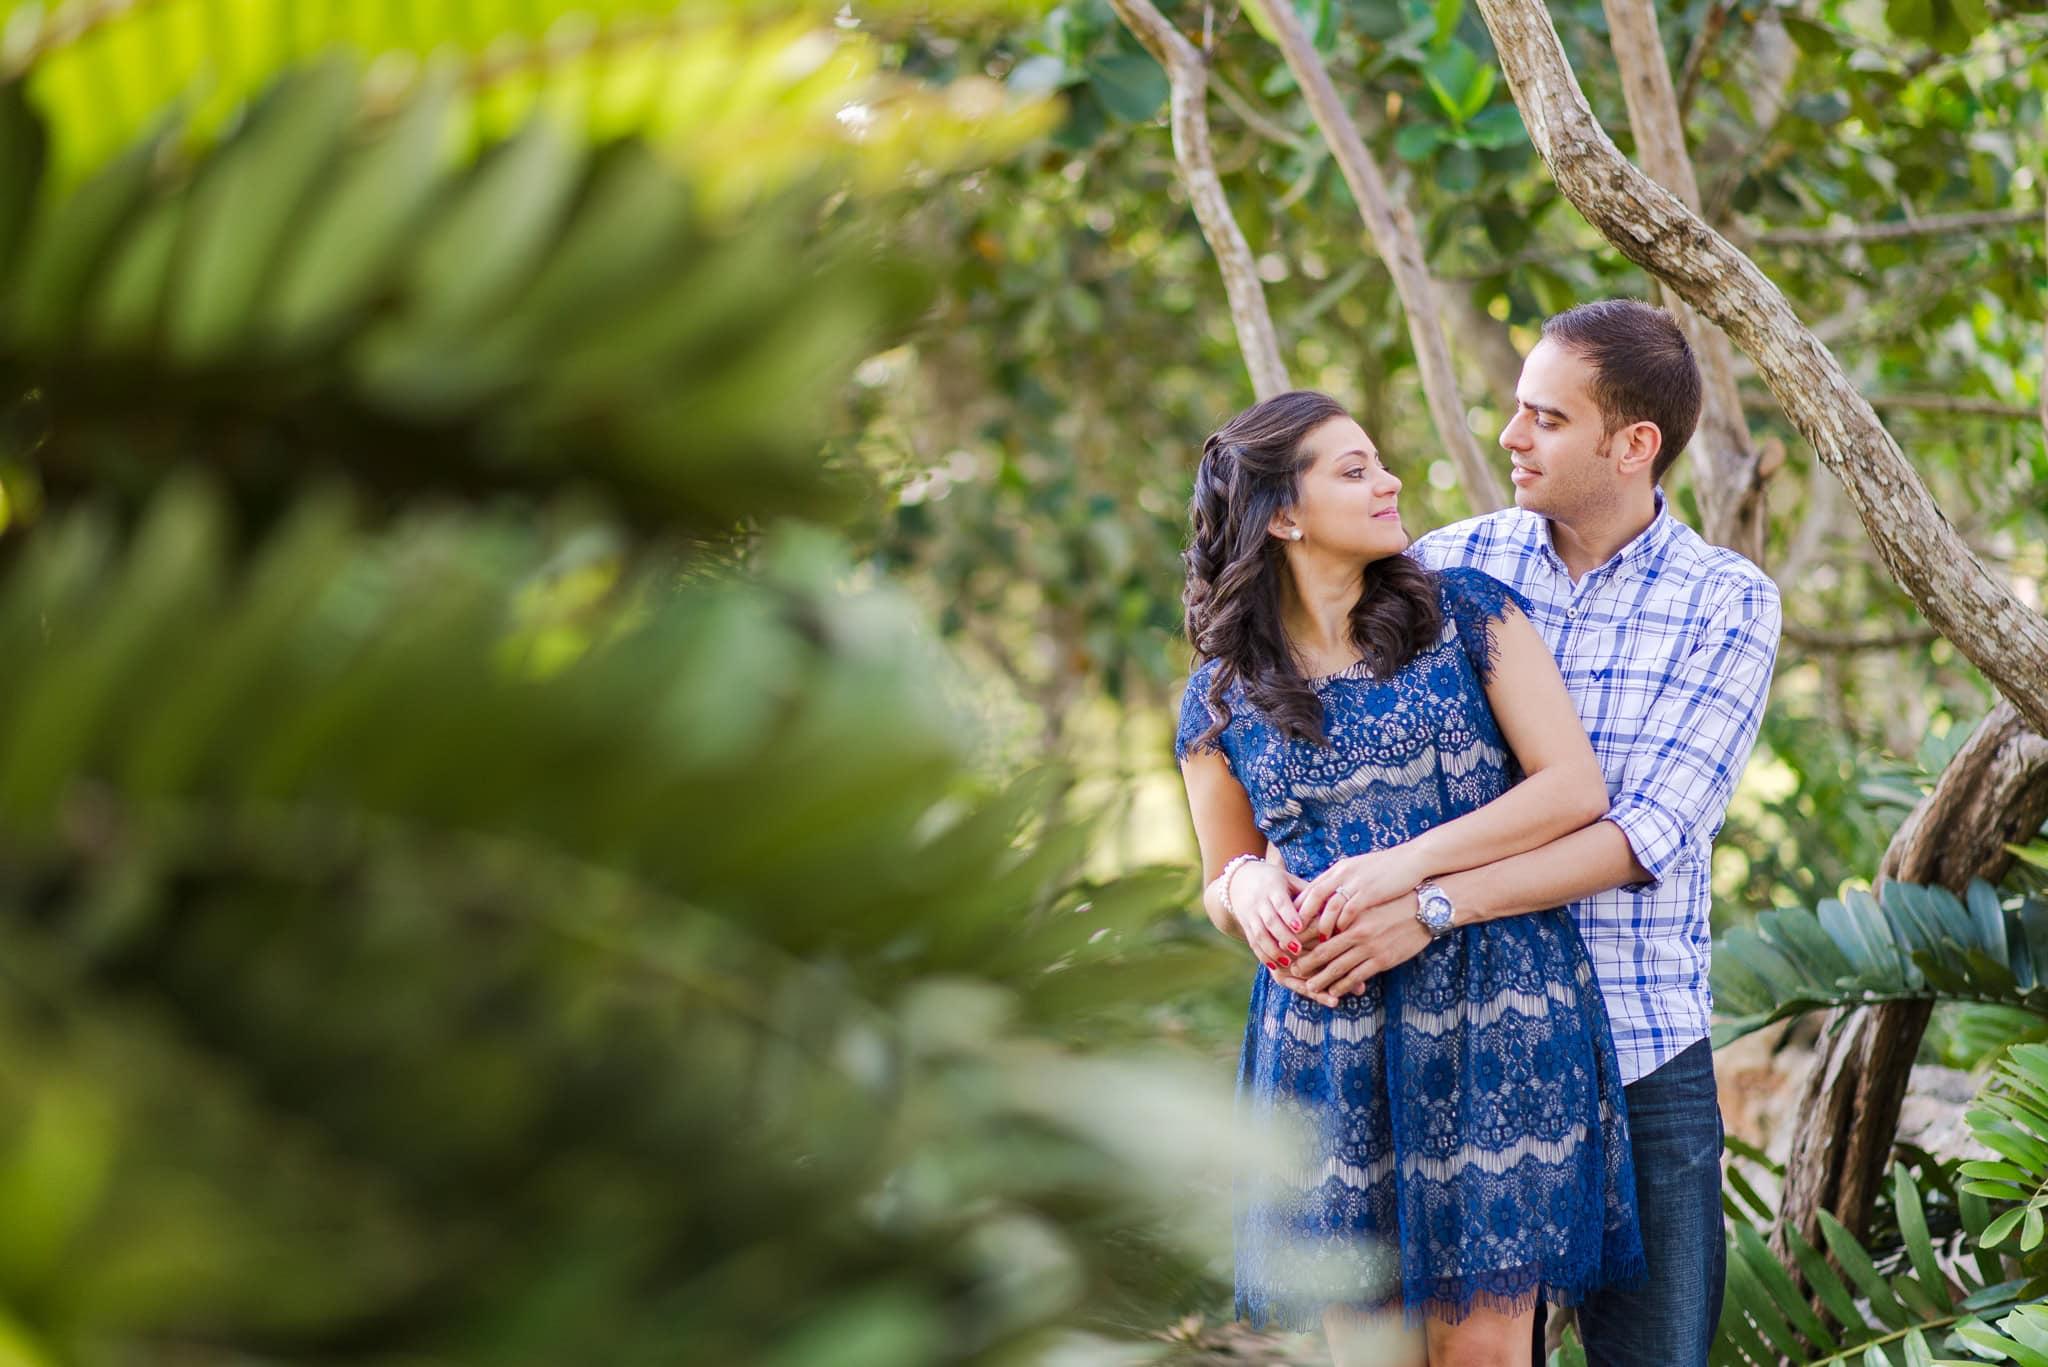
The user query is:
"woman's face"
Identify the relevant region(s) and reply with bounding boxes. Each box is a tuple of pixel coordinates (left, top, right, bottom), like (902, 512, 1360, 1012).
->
(1276, 415, 1406, 561)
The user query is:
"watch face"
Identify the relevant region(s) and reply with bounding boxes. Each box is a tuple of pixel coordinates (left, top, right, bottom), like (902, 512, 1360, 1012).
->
(1420, 892, 1453, 930)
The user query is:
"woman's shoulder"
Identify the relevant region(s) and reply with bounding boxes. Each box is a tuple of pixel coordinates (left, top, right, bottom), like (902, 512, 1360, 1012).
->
(1175, 657, 1235, 762)
(1434, 565, 1532, 622)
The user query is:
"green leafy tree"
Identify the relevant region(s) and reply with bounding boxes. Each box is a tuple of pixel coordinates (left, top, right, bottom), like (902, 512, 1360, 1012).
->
(0, 4, 1260, 1364)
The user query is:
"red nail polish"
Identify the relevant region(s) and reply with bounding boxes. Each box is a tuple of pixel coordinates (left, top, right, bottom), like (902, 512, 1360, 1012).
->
(1289, 921, 1303, 932)
(1286, 940, 1301, 954)
(1276, 956, 1291, 968)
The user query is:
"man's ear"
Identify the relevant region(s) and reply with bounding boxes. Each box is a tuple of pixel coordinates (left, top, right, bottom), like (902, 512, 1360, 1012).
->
(1615, 420, 1661, 477)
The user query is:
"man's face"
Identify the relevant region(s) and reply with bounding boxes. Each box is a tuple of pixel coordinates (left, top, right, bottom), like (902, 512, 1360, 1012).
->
(1497, 338, 1627, 522)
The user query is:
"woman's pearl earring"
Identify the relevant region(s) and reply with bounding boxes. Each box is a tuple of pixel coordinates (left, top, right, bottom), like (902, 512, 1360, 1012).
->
(1289, 529, 1303, 541)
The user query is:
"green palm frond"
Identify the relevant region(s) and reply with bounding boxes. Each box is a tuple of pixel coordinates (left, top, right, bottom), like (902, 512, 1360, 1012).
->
(0, 482, 1235, 1361)
(0, 480, 1219, 993)
(1, 65, 934, 532)
(6, 1, 1058, 190)
(1961, 1045, 2048, 1256)
(1708, 1041, 2048, 1366)
(1712, 880, 2048, 1046)
(1713, 1161, 2027, 1366)
(1940, 1304, 2048, 1366)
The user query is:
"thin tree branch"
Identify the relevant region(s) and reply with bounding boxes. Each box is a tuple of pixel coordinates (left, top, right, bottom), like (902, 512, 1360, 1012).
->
(1474, 0, 2048, 738)
(1673, 0, 1730, 124)
(1239, 0, 1508, 511)
(1211, 69, 1307, 149)
(1604, 0, 1765, 561)
(1742, 392, 2040, 420)
(1108, 0, 1290, 399)
(1743, 207, 2042, 247)
(1780, 623, 1941, 653)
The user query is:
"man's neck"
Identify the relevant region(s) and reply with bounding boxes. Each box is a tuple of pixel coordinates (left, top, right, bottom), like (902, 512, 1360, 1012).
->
(1546, 490, 1659, 583)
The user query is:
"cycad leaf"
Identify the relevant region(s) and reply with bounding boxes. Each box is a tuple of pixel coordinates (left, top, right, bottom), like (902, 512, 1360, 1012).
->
(261, 71, 458, 345)
(1821, 1210, 1912, 1329)
(0, 80, 48, 303)
(164, 62, 359, 362)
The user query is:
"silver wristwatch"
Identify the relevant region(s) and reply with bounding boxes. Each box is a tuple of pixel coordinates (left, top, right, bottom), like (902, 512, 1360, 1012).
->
(1414, 881, 1457, 939)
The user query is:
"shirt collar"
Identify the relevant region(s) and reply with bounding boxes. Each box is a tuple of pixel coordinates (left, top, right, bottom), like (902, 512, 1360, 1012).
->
(1533, 489, 1674, 580)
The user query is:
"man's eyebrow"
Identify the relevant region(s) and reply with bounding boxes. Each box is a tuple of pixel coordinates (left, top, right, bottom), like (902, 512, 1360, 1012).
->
(1515, 398, 1569, 421)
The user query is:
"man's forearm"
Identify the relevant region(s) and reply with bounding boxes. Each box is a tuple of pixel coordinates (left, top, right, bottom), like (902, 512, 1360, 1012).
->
(1437, 819, 1649, 926)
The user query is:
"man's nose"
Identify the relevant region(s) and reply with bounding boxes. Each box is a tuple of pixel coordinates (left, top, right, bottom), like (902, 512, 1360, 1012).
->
(1500, 414, 1528, 451)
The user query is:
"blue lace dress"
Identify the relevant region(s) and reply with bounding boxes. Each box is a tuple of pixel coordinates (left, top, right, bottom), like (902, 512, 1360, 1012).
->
(1176, 567, 1645, 1328)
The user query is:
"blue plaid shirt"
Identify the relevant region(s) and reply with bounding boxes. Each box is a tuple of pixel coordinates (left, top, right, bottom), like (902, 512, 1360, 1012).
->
(1411, 495, 1780, 1084)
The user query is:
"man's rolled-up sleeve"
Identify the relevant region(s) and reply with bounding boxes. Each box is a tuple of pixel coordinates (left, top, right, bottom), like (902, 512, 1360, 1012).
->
(1604, 578, 1781, 888)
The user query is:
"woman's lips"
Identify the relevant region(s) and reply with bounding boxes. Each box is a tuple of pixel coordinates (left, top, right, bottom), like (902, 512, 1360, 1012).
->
(1373, 509, 1400, 520)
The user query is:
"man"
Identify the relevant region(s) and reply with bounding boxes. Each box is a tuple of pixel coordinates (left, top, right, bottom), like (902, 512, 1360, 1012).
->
(1280, 299, 1780, 1367)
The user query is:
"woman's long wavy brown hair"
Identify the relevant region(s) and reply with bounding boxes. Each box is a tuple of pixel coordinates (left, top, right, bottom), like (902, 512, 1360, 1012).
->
(1183, 390, 1441, 751)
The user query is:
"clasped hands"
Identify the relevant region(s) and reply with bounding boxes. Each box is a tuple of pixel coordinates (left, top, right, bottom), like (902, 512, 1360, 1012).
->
(1226, 849, 1434, 1009)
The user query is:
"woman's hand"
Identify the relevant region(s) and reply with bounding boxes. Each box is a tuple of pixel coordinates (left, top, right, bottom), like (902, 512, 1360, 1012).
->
(1295, 846, 1428, 941)
(1227, 860, 1312, 971)
(1278, 892, 1432, 1007)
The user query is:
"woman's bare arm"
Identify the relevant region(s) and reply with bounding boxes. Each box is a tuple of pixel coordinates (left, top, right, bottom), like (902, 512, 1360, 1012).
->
(1295, 606, 1608, 927)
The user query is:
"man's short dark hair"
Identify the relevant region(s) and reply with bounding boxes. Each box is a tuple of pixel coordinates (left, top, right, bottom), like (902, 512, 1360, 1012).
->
(1540, 300, 1702, 484)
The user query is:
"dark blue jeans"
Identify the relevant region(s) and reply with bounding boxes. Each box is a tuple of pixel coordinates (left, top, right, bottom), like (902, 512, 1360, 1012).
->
(1572, 1036, 1727, 1367)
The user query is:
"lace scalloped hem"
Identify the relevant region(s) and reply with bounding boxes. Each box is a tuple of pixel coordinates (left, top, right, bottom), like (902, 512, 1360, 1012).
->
(1235, 1247, 1650, 1334)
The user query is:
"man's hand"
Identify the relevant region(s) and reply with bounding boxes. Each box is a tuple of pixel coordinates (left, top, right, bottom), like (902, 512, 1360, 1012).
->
(1273, 892, 1432, 1006)
(1294, 847, 1427, 941)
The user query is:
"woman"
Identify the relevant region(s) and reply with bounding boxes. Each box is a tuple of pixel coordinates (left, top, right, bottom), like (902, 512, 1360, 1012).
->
(1176, 391, 1644, 1367)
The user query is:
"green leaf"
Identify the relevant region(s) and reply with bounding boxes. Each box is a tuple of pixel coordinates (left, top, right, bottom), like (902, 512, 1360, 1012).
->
(163, 62, 358, 363)
(83, 191, 184, 350)
(8, 121, 168, 346)
(1787, 1223, 1870, 1335)
(1727, 1248, 1807, 1363)
(1821, 1211, 1911, 1328)
(1438, 145, 1480, 193)
(396, 118, 584, 338)
(1782, 16, 1842, 54)
(1463, 103, 1524, 149)
(0, 81, 48, 307)
(1422, 43, 1481, 127)
(1084, 53, 1168, 124)
(1457, 64, 1497, 122)
(1983, 1206, 2027, 1247)
(1887, 0, 1937, 39)
(262, 72, 457, 346)
(1395, 122, 1444, 162)
(1735, 1222, 1838, 1353)
(1433, 0, 1464, 44)
(1895, 1164, 1954, 1311)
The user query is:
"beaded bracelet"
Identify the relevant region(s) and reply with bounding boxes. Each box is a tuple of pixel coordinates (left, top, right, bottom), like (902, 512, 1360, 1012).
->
(1213, 852, 1265, 916)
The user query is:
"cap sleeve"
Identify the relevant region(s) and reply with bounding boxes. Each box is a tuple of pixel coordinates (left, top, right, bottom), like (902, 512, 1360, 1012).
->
(1438, 567, 1535, 687)
(1174, 659, 1230, 765)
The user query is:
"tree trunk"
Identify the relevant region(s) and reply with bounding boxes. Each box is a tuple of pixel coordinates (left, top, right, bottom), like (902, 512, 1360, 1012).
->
(1601, 0, 1765, 563)
(1471, 0, 2048, 737)
(1772, 702, 2048, 1261)
(1108, 0, 1291, 400)
(1240, 0, 1508, 513)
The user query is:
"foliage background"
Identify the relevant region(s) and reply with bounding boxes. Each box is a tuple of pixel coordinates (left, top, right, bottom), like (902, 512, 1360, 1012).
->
(0, 0, 2041, 1363)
